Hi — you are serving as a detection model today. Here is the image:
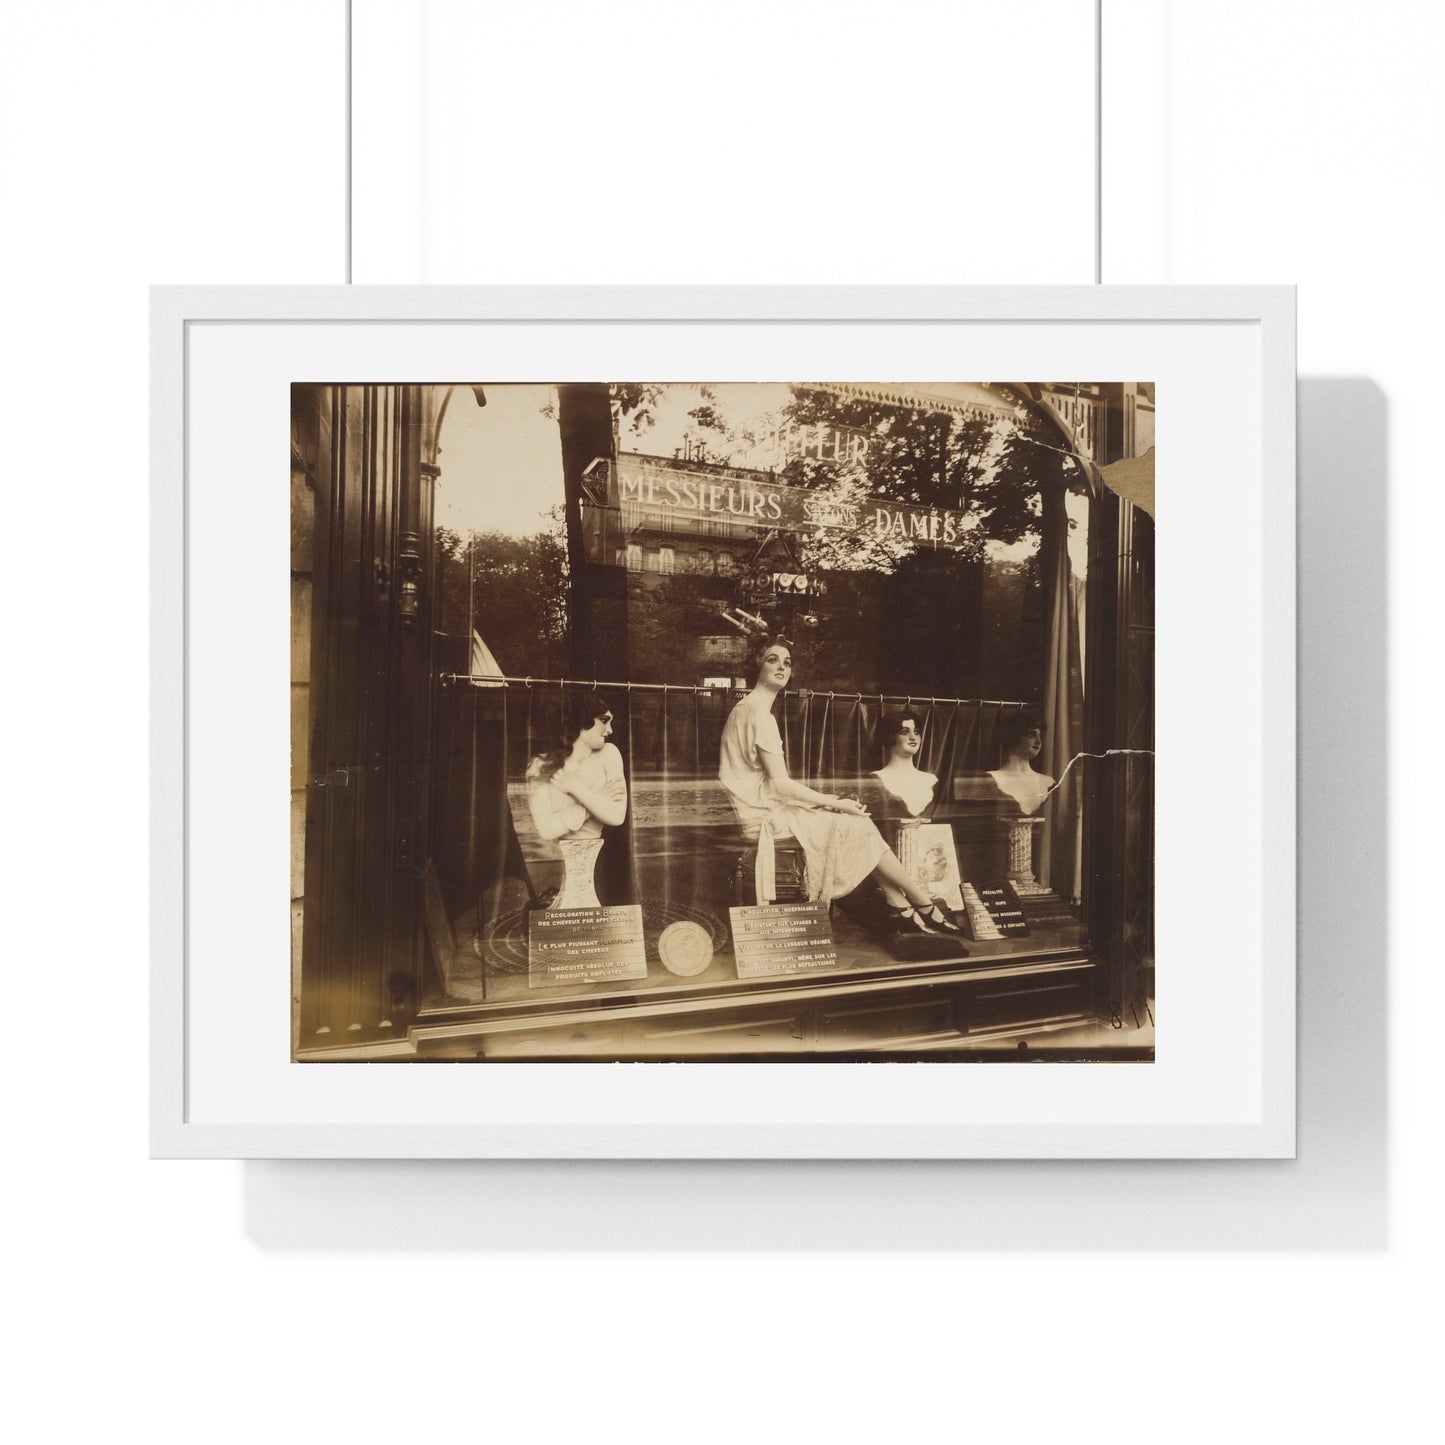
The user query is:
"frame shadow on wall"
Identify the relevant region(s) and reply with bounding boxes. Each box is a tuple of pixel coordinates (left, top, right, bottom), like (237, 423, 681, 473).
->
(242, 379, 1386, 1251)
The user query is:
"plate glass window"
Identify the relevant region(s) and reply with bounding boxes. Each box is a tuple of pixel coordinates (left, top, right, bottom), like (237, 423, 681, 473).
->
(290, 380, 1156, 1060)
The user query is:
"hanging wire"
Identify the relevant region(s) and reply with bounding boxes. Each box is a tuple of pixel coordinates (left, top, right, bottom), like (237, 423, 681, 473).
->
(345, 0, 353, 284)
(1039, 747, 1156, 806)
(1094, 0, 1103, 284)
(342, 6, 1104, 289)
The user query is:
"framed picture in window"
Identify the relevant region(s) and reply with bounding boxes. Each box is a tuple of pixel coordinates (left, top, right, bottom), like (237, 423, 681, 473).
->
(151, 285, 1295, 1158)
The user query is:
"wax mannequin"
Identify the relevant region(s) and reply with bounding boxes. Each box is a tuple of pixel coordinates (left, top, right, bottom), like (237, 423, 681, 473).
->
(989, 715, 1054, 816)
(526, 691, 627, 910)
(870, 708, 939, 818)
(988, 713, 1053, 896)
(718, 637, 961, 937)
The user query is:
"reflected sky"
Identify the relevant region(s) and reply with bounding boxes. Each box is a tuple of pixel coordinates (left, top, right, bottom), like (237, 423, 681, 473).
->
(434, 383, 562, 539)
(432, 382, 1090, 575)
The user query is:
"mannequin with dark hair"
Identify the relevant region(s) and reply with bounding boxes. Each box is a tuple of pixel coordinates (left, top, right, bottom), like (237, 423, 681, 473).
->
(718, 637, 961, 937)
(525, 691, 627, 909)
(870, 708, 938, 818)
(990, 712, 1053, 816)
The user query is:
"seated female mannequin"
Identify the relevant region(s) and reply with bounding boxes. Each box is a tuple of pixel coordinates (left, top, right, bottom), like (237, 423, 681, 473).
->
(717, 637, 960, 937)
(989, 714, 1054, 815)
(525, 691, 627, 909)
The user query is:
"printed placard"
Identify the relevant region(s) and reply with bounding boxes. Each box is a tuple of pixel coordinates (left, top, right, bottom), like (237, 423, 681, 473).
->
(972, 882, 1031, 938)
(729, 902, 839, 980)
(528, 904, 648, 989)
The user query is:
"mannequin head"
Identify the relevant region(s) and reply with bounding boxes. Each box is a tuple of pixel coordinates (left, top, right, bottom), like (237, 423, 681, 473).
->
(538, 690, 613, 776)
(997, 712, 1045, 765)
(565, 691, 614, 754)
(748, 636, 794, 693)
(877, 708, 924, 766)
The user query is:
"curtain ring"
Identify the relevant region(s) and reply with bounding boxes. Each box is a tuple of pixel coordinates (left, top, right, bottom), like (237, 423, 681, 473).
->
(592, 679, 598, 690)
(524, 676, 532, 688)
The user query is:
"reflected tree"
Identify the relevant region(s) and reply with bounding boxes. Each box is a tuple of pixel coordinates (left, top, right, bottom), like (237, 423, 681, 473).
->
(434, 514, 570, 680)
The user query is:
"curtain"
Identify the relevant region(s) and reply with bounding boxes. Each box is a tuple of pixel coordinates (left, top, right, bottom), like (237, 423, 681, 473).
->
(430, 686, 535, 994)
(430, 683, 1018, 987)
(1038, 484, 1085, 899)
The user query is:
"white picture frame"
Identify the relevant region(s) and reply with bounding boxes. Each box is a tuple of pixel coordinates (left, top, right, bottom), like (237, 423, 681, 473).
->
(151, 285, 1295, 1159)
(910, 824, 966, 914)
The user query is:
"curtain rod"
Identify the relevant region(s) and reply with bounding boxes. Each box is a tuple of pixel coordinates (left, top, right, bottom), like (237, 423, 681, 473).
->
(439, 673, 1024, 708)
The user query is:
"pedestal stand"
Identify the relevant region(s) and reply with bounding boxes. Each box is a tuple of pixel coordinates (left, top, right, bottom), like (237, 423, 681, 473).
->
(552, 835, 604, 910)
(1004, 815, 1049, 896)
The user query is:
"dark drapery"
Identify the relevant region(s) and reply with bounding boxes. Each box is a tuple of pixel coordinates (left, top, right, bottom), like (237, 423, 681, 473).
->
(430, 687, 537, 984)
(1038, 485, 1085, 899)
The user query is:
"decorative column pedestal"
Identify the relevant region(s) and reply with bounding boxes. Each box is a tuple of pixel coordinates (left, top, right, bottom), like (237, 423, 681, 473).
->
(552, 836, 604, 910)
(1004, 815, 1050, 896)
(894, 817, 922, 878)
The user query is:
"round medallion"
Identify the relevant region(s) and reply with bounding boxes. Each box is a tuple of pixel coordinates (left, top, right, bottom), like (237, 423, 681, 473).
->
(658, 921, 715, 977)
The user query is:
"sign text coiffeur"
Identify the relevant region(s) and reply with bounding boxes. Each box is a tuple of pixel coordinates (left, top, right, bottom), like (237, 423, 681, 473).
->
(615, 460, 972, 548)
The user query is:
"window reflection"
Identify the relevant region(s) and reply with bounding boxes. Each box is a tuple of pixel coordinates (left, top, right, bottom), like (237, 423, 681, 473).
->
(422, 382, 1156, 1011)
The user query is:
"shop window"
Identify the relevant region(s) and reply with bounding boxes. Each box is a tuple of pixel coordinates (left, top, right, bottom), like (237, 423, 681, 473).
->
(425, 385, 1116, 1022)
(296, 380, 1154, 1062)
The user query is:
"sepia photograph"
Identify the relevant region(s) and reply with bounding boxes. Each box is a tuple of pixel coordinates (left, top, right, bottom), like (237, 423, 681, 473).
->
(291, 377, 1156, 1061)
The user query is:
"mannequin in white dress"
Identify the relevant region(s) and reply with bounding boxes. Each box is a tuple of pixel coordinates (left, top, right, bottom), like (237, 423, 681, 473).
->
(718, 639, 961, 937)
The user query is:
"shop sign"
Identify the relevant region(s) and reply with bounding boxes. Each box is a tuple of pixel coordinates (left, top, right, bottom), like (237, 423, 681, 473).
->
(528, 905, 649, 988)
(970, 883, 1031, 938)
(616, 459, 971, 549)
(729, 901, 839, 979)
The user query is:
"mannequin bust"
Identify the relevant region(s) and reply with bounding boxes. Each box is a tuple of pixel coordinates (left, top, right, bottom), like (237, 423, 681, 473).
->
(989, 713, 1052, 896)
(871, 709, 939, 818)
(989, 715, 1054, 816)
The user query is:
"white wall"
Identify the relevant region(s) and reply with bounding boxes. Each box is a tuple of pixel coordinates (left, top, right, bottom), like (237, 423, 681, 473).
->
(4, 2, 1438, 1439)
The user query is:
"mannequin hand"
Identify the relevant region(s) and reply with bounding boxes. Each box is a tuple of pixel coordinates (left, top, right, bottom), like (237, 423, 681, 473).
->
(553, 770, 583, 800)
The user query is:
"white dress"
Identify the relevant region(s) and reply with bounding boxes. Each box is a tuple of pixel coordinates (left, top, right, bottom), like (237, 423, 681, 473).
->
(718, 697, 884, 903)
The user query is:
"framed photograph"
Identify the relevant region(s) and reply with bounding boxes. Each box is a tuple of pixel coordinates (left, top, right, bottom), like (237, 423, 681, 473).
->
(906, 825, 965, 915)
(151, 285, 1295, 1158)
